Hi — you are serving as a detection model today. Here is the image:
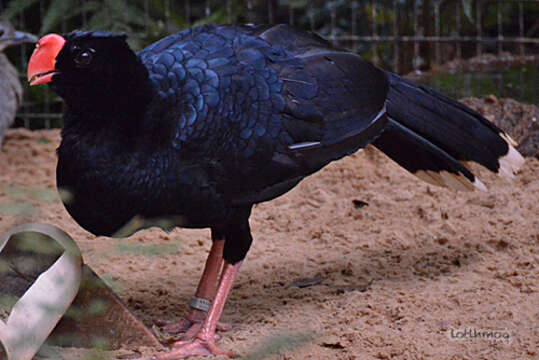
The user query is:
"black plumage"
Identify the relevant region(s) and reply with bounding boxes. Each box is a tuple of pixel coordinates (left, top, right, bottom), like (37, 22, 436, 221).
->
(374, 73, 512, 181)
(52, 25, 392, 263)
(27, 24, 523, 358)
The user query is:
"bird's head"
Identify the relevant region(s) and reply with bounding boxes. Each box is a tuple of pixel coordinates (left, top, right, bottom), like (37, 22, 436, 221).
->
(0, 22, 38, 51)
(27, 31, 150, 110)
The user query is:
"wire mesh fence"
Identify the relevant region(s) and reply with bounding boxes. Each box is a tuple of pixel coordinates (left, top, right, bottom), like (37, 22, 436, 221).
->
(1, 0, 538, 129)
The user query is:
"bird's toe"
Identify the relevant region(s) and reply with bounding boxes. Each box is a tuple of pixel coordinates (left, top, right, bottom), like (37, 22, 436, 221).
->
(162, 318, 193, 335)
(153, 337, 236, 359)
(163, 318, 234, 339)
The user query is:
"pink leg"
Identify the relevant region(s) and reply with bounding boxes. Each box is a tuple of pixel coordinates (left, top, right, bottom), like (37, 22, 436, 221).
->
(153, 261, 242, 359)
(163, 240, 232, 337)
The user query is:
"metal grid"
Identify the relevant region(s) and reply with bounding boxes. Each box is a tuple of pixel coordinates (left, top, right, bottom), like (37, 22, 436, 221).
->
(1, 0, 537, 129)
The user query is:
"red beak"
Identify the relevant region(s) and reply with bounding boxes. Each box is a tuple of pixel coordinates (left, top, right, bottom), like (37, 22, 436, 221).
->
(27, 34, 66, 86)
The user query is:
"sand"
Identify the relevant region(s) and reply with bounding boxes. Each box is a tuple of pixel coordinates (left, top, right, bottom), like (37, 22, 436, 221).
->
(0, 98, 537, 360)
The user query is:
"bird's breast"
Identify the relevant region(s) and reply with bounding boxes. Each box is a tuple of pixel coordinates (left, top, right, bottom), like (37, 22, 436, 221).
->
(56, 136, 228, 237)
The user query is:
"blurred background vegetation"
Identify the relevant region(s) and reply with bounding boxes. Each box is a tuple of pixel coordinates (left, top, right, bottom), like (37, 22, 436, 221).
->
(1, 0, 538, 128)
(3, 0, 538, 68)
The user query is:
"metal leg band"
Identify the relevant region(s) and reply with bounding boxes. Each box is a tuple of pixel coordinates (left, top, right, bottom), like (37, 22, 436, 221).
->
(189, 296, 211, 313)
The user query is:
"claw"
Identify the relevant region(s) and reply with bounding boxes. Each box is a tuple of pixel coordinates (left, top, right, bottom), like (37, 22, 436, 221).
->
(163, 319, 192, 334)
(163, 318, 234, 339)
(154, 337, 236, 359)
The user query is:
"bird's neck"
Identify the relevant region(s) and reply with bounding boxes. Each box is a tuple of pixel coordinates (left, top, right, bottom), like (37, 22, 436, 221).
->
(58, 56, 154, 128)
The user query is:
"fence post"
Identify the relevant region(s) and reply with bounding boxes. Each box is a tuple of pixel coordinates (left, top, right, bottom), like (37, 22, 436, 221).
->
(205, 0, 211, 21)
(351, 1, 358, 52)
(247, 0, 253, 23)
(351, 1, 358, 37)
(519, 0, 525, 56)
(330, 1, 337, 45)
(185, 0, 191, 27)
(164, 0, 170, 27)
(18, 12, 30, 129)
(434, 0, 441, 67)
(82, 0, 88, 28)
(309, 1, 315, 31)
(456, 0, 461, 59)
(497, 0, 503, 54)
(476, 0, 482, 56)
(413, 0, 421, 70)
(372, 0, 378, 65)
(226, 0, 231, 23)
(393, 0, 399, 73)
(41, 0, 51, 128)
(288, 3, 294, 26)
(267, 0, 273, 24)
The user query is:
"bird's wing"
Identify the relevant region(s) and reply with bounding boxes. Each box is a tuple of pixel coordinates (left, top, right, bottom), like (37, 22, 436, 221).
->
(0, 54, 22, 145)
(256, 24, 388, 166)
(138, 25, 388, 204)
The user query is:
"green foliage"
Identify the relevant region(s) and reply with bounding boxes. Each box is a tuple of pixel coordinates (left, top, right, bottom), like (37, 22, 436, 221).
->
(37, 346, 115, 360)
(0, 294, 19, 312)
(242, 332, 315, 360)
(98, 274, 126, 293)
(192, 3, 246, 27)
(461, 0, 473, 21)
(115, 242, 179, 257)
(1, 0, 41, 20)
(2, 0, 260, 50)
(4, 0, 536, 127)
(423, 65, 539, 105)
(0, 202, 34, 217)
(64, 299, 108, 320)
(4, 184, 60, 203)
(279, 0, 310, 9)
(39, 0, 80, 34)
(3, 0, 179, 49)
(8, 231, 65, 255)
(0, 185, 59, 218)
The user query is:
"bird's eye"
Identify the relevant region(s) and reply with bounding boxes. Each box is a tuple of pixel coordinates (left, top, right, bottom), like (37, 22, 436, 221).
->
(74, 48, 95, 67)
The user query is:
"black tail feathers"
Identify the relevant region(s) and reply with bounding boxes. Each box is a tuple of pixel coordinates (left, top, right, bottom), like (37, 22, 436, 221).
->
(373, 72, 524, 191)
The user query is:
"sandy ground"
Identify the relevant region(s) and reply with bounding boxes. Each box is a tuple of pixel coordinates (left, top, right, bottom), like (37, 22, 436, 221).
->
(0, 99, 537, 360)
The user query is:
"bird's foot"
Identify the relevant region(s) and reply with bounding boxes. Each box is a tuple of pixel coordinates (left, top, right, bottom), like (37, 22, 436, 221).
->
(151, 261, 242, 360)
(163, 318, 233, 340)
(150, 336, 236, 359)
(161, 318, 193, 334)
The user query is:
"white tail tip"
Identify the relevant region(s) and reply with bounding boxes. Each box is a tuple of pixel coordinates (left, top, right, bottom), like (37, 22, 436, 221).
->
(498, 141, 525, 179)
(414, 169, 482, 192)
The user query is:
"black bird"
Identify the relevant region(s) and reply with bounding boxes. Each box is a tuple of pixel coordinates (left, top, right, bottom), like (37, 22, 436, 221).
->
(0, 21, 37, 147)
(27, 25, 524, 359)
